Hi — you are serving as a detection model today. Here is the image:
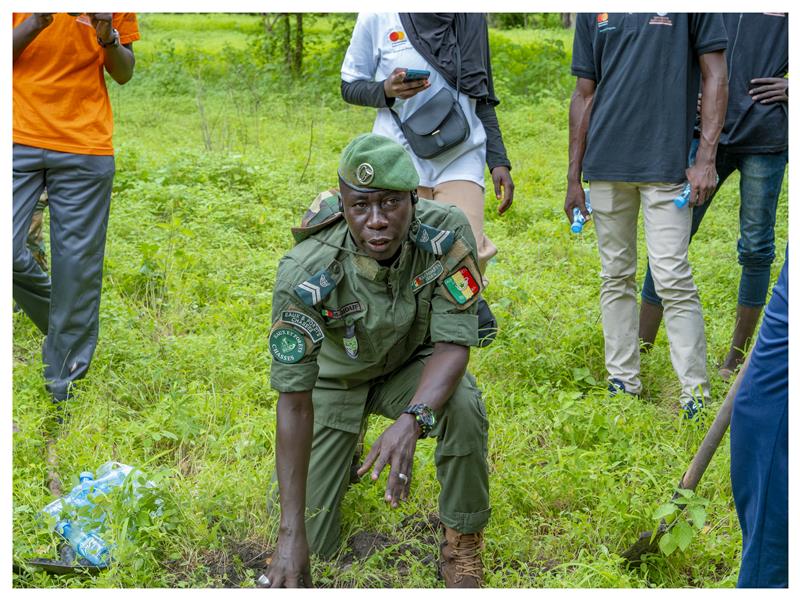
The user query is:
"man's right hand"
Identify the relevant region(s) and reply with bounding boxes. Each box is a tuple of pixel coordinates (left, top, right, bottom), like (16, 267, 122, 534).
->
(262, 533, 313, 588)
(384, 68, 430, 100)
(564, 180, 590, 223)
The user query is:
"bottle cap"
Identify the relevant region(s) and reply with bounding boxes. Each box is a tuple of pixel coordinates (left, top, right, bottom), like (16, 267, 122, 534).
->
(79, 471, 94, 482)
(571, 222, 583, 234)
(673, 196, 689, 208)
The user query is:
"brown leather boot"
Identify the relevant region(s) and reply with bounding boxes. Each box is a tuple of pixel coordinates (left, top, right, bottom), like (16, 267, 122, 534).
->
(638, 300, 664, 352)
(719, 305, 762, 380)
(439, 526, 484, 588)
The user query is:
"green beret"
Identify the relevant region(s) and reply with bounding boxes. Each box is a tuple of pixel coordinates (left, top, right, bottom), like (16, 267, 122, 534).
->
(338, 133, 420, 192)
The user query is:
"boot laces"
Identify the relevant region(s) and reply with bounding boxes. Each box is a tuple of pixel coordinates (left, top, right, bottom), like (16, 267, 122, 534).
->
(450, 532, 483, 580)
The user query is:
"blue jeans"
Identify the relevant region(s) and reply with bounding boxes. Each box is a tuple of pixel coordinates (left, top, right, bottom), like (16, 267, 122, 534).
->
(642, 144, 787, 308)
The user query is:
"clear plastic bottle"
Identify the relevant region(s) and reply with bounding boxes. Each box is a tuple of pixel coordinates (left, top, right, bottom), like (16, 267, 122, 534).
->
(674, 176, 719, 208)
(55, 520, 111, 566)
(41, 471, 95, 522)
(571, 190, 593, 234)
(92, 462, 134, 496)
(673, 182, 692, 208)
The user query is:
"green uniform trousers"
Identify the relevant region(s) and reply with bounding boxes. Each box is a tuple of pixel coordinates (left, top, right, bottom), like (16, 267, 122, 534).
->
(298, 355, 490, 559)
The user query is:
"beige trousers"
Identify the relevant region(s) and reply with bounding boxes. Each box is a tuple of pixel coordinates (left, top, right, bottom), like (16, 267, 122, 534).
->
(591, 181, 709, 404)
(418, 180, 496, 286)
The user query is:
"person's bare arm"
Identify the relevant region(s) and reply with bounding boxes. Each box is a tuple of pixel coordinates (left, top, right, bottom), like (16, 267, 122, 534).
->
(263, 390, 314, 588)
(564, 77, 596, 222)
(358, 342, 469, 507)
(90, 13, 135, 85)
(687, 51, 727, 206)
(13, 13, 53, 62)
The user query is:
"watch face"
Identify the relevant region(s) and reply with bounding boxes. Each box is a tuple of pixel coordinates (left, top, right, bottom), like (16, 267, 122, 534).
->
(405, 404, 435, 435)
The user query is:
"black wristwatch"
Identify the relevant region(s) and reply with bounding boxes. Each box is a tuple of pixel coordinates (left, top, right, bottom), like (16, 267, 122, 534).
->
(98, 28, 120, 48)
(403, 403, 436, 439)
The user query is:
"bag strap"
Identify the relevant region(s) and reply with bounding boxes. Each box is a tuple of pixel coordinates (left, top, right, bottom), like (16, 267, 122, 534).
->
(389, 16, 462, 127)
(454, 16, 461, 103)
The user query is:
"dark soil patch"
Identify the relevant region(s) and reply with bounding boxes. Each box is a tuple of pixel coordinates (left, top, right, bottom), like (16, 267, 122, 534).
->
(169, 513, 442, 588)
(167, 538, 271, 588)
(332, 512, 440, 588)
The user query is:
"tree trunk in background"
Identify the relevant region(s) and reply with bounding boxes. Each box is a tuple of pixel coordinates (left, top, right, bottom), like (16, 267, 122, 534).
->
(561, 13, 575, 28)
(283, 14, 292, 69)
(293, 13, 304, 75)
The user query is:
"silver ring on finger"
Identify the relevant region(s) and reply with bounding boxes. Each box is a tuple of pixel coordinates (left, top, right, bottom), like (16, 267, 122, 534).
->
(398, 473, 408, 484)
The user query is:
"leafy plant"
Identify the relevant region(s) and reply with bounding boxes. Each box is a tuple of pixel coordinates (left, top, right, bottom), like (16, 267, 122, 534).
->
(652, 488, 710, 556)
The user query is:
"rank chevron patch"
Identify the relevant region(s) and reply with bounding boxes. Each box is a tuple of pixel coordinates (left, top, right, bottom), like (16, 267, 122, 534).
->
(295, 267, 339, 307)
(414, 223, 454, 256)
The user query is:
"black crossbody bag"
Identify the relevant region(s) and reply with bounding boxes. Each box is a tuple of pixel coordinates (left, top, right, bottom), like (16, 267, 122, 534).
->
(389, 29, 470, 159)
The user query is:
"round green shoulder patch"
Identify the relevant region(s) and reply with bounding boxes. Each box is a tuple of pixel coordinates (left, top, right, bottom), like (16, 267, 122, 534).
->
(269, 328, 306, 364)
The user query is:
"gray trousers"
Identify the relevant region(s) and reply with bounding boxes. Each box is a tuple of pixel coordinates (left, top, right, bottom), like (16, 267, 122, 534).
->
(13, 144, 115, 401)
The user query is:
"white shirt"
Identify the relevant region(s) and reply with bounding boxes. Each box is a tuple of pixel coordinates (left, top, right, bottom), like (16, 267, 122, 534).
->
(341, 13, 487, 189)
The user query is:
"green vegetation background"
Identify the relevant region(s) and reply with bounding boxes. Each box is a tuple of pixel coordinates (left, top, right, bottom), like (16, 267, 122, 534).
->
(12, 13, 788, 588)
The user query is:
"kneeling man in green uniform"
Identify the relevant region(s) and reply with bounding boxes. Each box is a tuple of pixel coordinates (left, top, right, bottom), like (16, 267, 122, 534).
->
(262, 134, 490, 588)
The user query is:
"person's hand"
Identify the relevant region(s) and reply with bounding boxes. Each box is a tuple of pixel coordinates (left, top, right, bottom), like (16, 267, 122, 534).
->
(685, 159, 717, 207)
(749, 77, 788, 104)
(29, 13, 54, 31)
(262, 534, 312, 588)
(356, 414, 419, 508)
(491, 166, 514, 214)
(564, 180, 589, 224)
(88, 13, 114, 44)
(383, 68, 431, 100)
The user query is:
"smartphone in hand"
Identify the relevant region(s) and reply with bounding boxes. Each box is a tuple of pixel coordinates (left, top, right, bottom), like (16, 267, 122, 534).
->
(403, 69, 431, 82)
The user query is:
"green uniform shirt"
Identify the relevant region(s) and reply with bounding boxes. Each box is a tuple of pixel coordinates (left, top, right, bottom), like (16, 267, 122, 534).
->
(269, 196, 482, 433)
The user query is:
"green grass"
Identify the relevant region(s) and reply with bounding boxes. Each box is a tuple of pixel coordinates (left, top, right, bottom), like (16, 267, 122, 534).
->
(12, 13, 787, 588)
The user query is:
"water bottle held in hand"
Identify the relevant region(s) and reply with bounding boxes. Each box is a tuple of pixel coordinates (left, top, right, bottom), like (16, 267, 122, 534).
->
(674, 175, 719, 208)
(571, 189, 592, 234)
(673, 182, 692, 208)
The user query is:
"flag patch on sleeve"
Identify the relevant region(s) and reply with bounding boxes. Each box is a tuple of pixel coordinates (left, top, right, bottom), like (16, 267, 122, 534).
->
(443, 267, 480, 305)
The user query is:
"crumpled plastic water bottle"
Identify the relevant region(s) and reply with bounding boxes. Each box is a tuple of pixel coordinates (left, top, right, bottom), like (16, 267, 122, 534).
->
(571, 190, 593, 234)
(39, 462, 151, 567)
(40, 471, 95, 522)
(54, 520, 111, 567)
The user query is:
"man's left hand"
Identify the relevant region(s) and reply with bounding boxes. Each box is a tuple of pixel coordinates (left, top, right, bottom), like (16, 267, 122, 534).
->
(491, 166, 514, 214)
(750, 77, 788, 104)
(89, 13, 114, 44)
(356, 415, 419, 508)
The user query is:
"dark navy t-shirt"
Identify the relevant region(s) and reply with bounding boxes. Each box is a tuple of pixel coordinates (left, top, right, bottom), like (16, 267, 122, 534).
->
(572, 13, 727, 183)
(720, 13, 788, 153)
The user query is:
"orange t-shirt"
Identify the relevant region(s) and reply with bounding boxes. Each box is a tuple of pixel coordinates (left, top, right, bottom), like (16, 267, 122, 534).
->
(13, 13, 140, 156)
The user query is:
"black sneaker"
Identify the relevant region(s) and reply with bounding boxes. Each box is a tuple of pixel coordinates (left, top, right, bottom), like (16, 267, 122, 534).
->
(476, 298, 498, 348)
